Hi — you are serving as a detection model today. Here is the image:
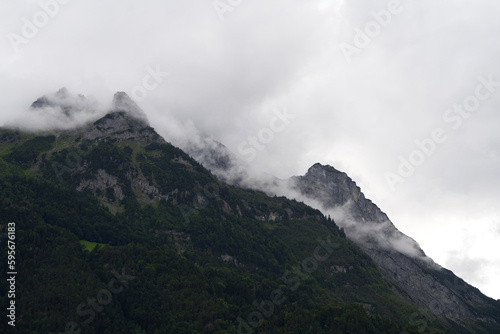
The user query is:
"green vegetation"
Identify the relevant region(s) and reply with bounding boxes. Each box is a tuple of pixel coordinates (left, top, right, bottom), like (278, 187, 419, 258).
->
(79, 240, 108, 252)
(0, 126, 496, 334)
(5, 135, 55, 165)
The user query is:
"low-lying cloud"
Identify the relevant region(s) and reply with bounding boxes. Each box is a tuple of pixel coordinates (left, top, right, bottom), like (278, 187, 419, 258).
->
(4, 88, 104, 132)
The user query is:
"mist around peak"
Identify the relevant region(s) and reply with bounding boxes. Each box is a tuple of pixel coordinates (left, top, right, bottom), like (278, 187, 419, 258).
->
(193, 151, 437, 266)
(111, 92, 149, 126)
(2, 89, 154, 132)
(4, 88, 104, 132)
(323, 200, 436, 264)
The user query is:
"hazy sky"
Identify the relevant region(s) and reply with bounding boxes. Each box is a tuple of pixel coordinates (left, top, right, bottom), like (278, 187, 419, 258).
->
(1, 0, 499, 299)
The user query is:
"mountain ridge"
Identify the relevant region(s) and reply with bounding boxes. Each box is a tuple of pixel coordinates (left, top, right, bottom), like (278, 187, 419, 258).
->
(153, 103, 500, 326)
(0, 90, 498, 333)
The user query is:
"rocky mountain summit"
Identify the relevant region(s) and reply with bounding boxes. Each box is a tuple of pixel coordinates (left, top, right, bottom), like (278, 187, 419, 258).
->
(62, 92, 158, 143)
(288, 163, 499, 322)
(291, 163, 390, 224)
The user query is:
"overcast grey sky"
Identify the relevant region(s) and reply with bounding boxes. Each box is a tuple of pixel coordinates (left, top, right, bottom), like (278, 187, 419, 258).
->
(1, 0, 499, 299)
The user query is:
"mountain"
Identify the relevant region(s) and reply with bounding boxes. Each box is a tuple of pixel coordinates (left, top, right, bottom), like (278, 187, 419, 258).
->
(0, 90, 499, 333)
(180, 137, 500, 330)
(286, 163, 500, 322)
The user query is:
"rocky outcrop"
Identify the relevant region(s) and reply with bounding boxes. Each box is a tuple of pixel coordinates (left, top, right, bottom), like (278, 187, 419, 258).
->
(220, 254, 239, 265)
(290, 163, 389, 224)
(132, 178, 168, 201)
(71, 111, 160, 143)
(77, 169, 124, 202)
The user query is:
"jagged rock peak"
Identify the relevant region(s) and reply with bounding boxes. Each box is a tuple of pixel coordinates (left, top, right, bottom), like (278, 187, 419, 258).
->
(29, 87, 98, 118)
(293, 162, 390, 225)
(31, 87, 69, 109)
(308, 163, 343, 175)
(111, 92, 149, 126)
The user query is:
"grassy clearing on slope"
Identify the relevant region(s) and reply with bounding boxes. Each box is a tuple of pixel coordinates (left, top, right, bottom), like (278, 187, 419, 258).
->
(79, 240, 108, 252)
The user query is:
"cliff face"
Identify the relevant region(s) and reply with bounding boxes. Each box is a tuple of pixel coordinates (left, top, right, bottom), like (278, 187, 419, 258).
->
(289, 163, 499, 323)
(290, 163, 389, 224)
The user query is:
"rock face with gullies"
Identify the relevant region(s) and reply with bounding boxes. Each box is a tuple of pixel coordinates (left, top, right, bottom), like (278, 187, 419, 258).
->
(291, 163, 390, 224)
(289, 163, 500, 323)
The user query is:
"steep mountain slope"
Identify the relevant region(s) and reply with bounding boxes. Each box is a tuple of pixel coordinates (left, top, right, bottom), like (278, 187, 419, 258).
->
(157, 113, 500, 332)
(0, 91, 498, 333)
(183, 130, 500, 328)
(286, 163, 500, 326)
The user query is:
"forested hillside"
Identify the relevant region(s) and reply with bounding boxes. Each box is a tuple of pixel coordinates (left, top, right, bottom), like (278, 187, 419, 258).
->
(0, 110, 497, 333)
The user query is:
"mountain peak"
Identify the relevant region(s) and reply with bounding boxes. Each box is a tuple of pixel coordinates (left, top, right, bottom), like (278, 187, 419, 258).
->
(27, 88, 99, 129)
(291, 162, 500, 320)
(310, 162, 323, 169)
(55, 87, 69, 99)
(309, 163, 342, 174)
(62, 91, 159, 143)
(111, 92, 149, 125)
(31, 87, 82, 110)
